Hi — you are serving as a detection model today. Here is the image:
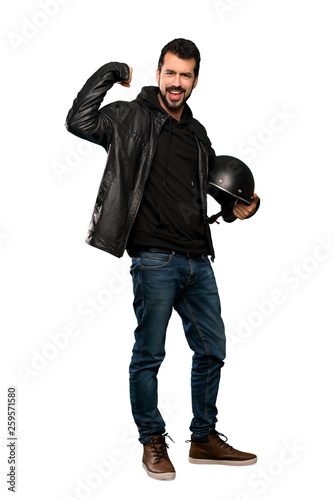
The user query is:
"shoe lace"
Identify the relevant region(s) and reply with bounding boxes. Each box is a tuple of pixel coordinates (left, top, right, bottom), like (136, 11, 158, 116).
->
(150, 433, 175, 463)
(212, 431, 233, 450)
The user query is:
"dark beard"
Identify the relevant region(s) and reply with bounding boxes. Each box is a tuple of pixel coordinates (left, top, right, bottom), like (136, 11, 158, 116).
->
(159, 83, 195, 110)
(159, 90, 186, 110)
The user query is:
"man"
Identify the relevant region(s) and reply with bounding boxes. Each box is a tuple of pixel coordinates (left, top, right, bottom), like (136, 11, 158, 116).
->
(66, 38, 259, 480)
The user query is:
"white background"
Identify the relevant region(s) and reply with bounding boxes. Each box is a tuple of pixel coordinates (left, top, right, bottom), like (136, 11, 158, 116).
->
(1, 0, 332, 499)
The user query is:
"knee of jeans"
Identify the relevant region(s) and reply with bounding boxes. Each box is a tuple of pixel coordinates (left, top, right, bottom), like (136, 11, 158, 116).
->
(149, 347, 166, 364)
(133, 348, 166, 368)
(218, 344, 226, 363)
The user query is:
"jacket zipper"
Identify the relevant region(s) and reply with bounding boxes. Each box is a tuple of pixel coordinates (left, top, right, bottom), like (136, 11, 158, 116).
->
(200, 142, 215, 260)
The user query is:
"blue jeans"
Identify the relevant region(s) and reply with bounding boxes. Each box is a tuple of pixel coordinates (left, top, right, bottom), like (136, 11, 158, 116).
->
(129, 251, 226, 444)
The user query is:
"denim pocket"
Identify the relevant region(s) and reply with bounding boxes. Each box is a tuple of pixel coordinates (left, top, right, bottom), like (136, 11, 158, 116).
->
(140, 252, 174, 270)
(130, 257, 140, 270)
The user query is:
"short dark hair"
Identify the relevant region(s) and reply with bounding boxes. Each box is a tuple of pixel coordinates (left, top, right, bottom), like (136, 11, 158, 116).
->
(158, 38, 201, 78)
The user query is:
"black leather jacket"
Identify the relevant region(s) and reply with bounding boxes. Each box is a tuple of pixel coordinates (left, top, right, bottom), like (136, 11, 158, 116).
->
(66, 62, 217, 259)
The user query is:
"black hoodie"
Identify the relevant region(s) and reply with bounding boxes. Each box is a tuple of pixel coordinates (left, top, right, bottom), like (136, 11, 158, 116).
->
(127, 87, 209, 254)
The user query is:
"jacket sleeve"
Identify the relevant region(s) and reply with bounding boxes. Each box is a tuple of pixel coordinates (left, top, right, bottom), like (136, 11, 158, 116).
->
(65, 62, 130, 150)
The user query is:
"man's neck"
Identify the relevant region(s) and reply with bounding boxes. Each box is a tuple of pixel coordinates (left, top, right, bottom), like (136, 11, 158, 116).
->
(157, 93, 183, 122)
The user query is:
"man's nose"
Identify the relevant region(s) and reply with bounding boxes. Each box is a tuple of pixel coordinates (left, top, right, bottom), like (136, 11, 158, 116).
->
(173, 74, 181, 87)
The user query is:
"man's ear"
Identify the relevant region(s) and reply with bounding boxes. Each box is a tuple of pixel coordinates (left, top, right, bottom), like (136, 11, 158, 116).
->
(156, 69, 160, 85)
(193, 75, 198, 89)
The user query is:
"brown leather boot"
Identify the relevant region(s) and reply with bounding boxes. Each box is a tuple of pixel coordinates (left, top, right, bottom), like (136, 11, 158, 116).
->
(188, 430, 257, 466)
(142, 434, 176, 480)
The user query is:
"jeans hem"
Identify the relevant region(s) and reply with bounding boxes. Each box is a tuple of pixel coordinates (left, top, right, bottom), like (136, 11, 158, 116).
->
(139, 430, 165, 445)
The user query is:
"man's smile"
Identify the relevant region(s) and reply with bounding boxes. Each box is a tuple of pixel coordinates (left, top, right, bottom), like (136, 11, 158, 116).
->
(166, 87, 185, 100)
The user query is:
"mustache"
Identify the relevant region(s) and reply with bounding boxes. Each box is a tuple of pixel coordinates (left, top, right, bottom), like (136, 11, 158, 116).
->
(166, 86, 186, 93)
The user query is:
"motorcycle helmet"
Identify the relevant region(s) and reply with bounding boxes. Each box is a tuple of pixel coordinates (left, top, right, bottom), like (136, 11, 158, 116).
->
(207, 155, 255, 206)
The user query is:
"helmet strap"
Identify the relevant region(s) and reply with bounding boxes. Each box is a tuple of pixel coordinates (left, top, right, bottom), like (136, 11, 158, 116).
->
(207, 211, 223, 224)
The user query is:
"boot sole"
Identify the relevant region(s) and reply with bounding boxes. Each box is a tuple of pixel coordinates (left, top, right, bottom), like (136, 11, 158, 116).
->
(142, 462, 176, 480)
(189, 456, 257, 466)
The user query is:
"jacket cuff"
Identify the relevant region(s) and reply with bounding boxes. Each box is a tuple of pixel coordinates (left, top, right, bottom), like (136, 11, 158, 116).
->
(99, 62, 130, 82)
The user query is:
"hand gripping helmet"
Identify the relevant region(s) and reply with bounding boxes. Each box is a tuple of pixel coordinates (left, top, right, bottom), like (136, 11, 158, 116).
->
(207, 155, 255, 206)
